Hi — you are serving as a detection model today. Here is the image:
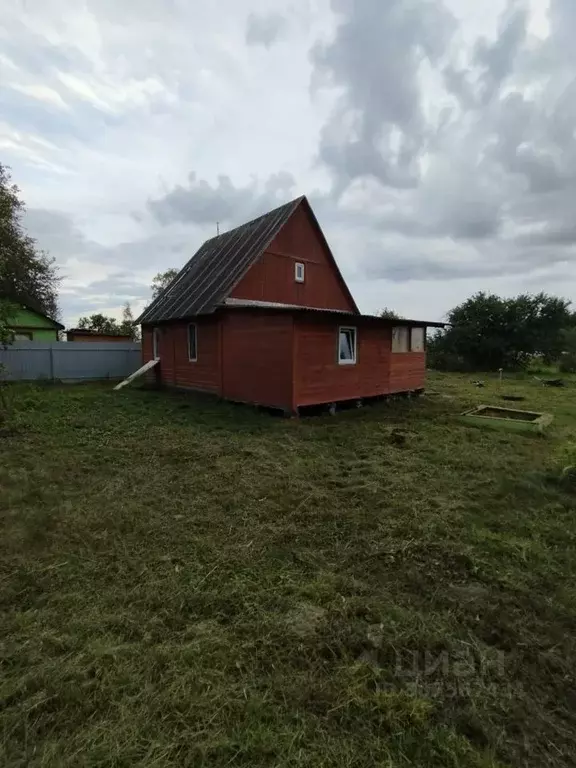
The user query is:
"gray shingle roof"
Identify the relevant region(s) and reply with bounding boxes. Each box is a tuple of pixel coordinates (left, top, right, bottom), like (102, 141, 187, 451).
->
(138, 196, 306, 324)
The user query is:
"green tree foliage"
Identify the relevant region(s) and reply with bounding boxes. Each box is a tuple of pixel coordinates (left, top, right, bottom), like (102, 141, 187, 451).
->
(77, 303, 140, 339)
(151, 268, 179, 299)
(379, 308, 402, 319)
(558, 326, 576, 373)
(0, 298, 16, 346)
(77, 314, 123, 334)
(120, 302, 140, 341)
(0, 299, 17, 418)
(0, 164, 59, 318)
(428, 292, 572, 371)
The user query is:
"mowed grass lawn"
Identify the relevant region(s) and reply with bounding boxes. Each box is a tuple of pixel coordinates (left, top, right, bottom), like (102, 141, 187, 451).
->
(2, 373, 576, 767)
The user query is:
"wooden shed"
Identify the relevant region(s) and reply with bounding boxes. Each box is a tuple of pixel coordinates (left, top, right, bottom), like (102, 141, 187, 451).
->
(66, 329, 133, 343)
(138, 196, 444, 414)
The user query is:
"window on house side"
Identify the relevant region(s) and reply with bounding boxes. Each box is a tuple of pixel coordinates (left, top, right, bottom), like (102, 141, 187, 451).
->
(392, 326, 410, 353)
(338, 327, 357, 364)
(188, 323, 198, 361)
(295, 262, 305, 283)
(13, 332, 33, 341)
(411, 327, 425, 352)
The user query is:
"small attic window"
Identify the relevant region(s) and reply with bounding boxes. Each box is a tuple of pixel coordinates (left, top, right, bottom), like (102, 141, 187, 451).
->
(295, 262, 305, 283)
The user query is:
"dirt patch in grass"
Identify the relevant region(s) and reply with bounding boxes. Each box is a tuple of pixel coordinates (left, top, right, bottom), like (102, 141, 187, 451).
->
(1, 376, 576, 766)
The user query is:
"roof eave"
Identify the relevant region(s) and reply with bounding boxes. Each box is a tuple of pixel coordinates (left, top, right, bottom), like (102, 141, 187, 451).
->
(218, 303, 446, 326)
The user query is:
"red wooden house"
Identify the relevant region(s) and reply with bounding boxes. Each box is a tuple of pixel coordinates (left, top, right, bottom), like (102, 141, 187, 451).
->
(138, 196, 443, 414)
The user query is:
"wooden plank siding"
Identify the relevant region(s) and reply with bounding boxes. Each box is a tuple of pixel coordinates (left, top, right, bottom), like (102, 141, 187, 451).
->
(221, 312, 294, 410)
(389, 352, 426, 393)
(294, 319, 393, 407)
(143, 316, 428, 407)
(142, 326, 153, 361)
(230, 204, 356, 313)
(141, 318, 221, 393)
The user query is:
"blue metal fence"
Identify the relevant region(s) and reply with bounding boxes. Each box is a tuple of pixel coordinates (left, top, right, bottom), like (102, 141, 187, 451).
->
(0, 341, 141, 382)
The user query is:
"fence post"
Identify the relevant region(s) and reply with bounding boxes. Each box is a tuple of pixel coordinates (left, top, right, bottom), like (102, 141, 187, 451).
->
(49, 345, 55, 381)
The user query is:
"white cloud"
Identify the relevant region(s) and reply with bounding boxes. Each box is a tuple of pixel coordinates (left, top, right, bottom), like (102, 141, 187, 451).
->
(11, 83, 69, 110)
(57, 72, 170, 113)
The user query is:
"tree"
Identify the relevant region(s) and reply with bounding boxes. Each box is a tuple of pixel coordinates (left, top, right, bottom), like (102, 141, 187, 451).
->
(0, 164, 59, 318)
(77, 304, 140, 339)
(558, 326, 576, 373)
(0, 298, 16, 347)
(151, 268, 179, 299)
(77, 314, 122, 334)
(0, 298, 17, 423)
(119, 302, 140, 341)
(379, 308, 402, 319)
(428, 292, 572, 371)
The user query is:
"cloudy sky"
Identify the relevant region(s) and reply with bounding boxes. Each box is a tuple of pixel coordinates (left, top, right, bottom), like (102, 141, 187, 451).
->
(2, 0, 574, 325)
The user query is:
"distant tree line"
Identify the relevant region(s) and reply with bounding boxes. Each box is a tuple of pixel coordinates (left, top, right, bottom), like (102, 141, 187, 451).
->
(77, 303, 140, 341)
(76, 267, 183, 339)
(427, 292, 576, 372)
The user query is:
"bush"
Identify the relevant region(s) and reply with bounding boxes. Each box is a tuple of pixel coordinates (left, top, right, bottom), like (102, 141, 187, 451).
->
(559, 354, 576, 374)
(430, 291, 571, 372)
(426, 333, 475, 372)
(427, 348, 473, 372)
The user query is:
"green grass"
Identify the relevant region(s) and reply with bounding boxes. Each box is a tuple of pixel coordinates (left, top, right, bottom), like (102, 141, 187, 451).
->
(2, 373, 576, 767)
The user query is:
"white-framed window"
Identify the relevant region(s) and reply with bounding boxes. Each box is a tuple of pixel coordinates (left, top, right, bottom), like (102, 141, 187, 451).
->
(295, 262, 305, 283)
(152, 327, 160, 359)
(13, 332, 33, 341)
(410, 327, 425, 352)
(338, 326, 357, 365)
(392, 326, 410, 353)
(188, 323, 197, 361)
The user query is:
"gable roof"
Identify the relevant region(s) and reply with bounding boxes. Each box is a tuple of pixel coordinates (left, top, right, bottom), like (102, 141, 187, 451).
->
(138, 196, 359, 324)
(4, 300, 64, 330)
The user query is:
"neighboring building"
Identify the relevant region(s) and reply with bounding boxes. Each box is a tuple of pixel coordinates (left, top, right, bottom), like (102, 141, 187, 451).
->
(138, 196, 444, 414)
(6, 303, 63, 341)
(66, 329, 133, 343)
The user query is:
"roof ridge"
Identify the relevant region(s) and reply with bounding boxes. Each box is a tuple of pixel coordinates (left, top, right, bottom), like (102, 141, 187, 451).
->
(202, 195, 305, 245)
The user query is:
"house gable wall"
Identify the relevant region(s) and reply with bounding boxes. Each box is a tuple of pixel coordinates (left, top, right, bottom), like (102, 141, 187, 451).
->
(9, 306, 59, 340)
(230, 204, 356, 313)
(10, 307, 58, 329)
